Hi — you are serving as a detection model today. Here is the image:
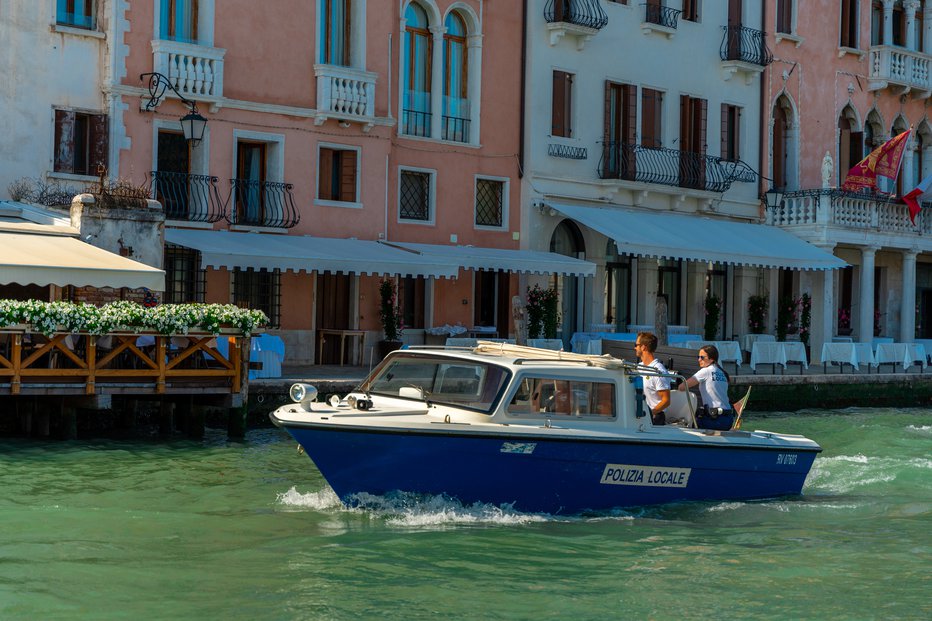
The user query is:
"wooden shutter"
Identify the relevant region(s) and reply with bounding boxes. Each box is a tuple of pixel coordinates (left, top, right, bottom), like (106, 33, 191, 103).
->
(339, 150, 356, 201)
(720, 104, 729, 160)
(89, 113, 109, 174)
(642, 89, 661, 148)
(679, 95, 690, 151)
(319, 148, 334, 200)
(603, 81, 613, 145)
(54, 109, 76, 174)
(551, 71, 572, 137)
(841, 0, 852, 47)
(698, 98, 708, 155)
(624, 84, 637, 144)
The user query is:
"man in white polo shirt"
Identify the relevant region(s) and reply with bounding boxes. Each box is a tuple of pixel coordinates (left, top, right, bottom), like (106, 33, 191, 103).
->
(635, 332, 671, 426)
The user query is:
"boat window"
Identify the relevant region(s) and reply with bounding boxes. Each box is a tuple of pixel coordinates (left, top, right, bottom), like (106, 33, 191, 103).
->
(507, 377, 615, 418)
(364, 354, 510, 413)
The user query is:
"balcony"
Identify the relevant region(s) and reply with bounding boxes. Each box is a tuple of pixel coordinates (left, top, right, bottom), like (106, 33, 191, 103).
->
(151, 39, 225, 110)
(150, 171, 225, 224)
(641, 3, 681, 38)
(314, 64, 378, 131)
(868, 46, 932, 98)
(544, 0, 608, 49)
(598, 142, 747, 193)
(767, 189, 932, 236)
(720, 25, 773, 82)
(227, 180, 299, 229)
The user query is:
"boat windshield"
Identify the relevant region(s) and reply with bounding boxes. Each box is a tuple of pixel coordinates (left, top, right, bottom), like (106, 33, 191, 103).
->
(363, 353, 511, 414)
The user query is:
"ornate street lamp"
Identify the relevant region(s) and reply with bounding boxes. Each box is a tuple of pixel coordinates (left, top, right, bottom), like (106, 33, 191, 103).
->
(140, 72, 208, 146)
(762, 185, 785, 211)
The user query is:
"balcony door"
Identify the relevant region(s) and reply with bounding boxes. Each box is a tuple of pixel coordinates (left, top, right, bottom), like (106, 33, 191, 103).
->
(156, 131, 190, 220)
(316, 273, 352, 364)
(725, 0, 743, 60)
(679, 96, 707, 190)
(604, 82, 636, 180)
(161, 0, 199, 43)
(236, 141, 266, 226)
(474, 270, 510, 337)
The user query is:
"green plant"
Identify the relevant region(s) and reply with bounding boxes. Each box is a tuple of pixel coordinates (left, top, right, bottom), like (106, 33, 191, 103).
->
(799, 293, 811, 347)
(526, 285, 560, 339)
(378, 279, 403, 342)
(747, 294, 767, 334)
(703, 294, 722, 340)
(776, 296, 799, 342)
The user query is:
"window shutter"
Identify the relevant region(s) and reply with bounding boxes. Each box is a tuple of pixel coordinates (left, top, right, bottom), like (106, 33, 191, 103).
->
(54, 109, 76, 174)
(679, 95, 689, 151)
(603, 81, 612, 145)
(624, 84, 637, 144)
(841, 0, 851, 47)
(319, 148, 334, 200)
(698, 98, 708, 155)
(720, 104, 729, 159)
(552, 71, 567, 137)
(89, 114, 109, 173)
(340, 151, 356, 201)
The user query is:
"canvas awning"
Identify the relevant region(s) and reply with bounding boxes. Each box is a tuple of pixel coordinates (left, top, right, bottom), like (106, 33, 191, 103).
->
(384, 241, 597, 276)
(165, 229, 460, 278)
(548, 203, 847, 270)
(0, 231, 165, 290)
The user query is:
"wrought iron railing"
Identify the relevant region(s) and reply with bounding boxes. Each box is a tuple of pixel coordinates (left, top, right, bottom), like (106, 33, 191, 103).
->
(544, 0, 608, 30)
(598, 142, 745, 193)
(227, 179, 299, 228)
(643, 3, 681, 29)
(720, 25, 773, 66)
(402, 109, 432, 137)
(442, 116, 470, 142)
(150, 171, 225, 223)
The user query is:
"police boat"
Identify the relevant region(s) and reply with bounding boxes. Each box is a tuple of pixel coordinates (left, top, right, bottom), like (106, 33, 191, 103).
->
(270, 342, 821, 514)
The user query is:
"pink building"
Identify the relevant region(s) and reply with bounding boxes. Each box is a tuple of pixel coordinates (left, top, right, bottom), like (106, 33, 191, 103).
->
(764, 0, 932, 356)
(114, 1, 590, 365)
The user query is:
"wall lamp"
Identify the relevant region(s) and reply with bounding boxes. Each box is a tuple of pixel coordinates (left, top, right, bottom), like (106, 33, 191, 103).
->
(762, 185, 786, 211)
(140, 72, 208, 146)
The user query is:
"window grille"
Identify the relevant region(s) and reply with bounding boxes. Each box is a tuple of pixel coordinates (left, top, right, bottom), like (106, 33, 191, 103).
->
(163, 244, 205, 304)
(400, 171, 431, 221)
(233, 268, 281, 327)
(475, 179, 504, 227)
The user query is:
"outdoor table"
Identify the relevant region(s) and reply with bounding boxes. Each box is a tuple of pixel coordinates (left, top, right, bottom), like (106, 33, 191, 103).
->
(318, 329, 365, 366)
(874, 343, 927, 372)
(740, 333, 775, 353)
(820, 342, 861, 371)
(750, 341, 809, 373)
(684, 340, 742, 368)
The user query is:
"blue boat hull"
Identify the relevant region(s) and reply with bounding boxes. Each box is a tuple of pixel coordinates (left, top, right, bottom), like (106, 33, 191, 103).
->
(280, 424, 819, 514)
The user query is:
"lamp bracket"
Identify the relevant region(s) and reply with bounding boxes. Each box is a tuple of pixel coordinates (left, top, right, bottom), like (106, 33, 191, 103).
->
(140, 72, 199, 115)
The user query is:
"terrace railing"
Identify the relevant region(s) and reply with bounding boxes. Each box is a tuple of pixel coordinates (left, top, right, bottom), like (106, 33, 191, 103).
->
(227, 180, 299, 229)
(598, 142, 747, 193)
(150, 171, 225, 223)
(720, 25, 773, 67)
(544, 0, 608, 30)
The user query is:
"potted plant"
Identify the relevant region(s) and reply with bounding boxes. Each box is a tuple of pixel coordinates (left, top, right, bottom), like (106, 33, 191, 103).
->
(747, 294, 767, 334)
(526, 285, 560, 339)
(703, 294, 722, 341)
(837, 307, 852, 336)
(776, 296, 799, 342)
(377, 279, 404, 359)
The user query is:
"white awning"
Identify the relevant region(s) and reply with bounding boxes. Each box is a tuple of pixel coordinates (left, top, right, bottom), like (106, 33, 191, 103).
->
(385, 241, 597, 276)
(0, 231, 165, 290)
(165, 229, 460, 278)
(548, 203, 847, 271)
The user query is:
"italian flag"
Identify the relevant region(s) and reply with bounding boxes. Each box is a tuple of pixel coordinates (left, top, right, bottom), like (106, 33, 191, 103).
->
(903, 173, 932, 225)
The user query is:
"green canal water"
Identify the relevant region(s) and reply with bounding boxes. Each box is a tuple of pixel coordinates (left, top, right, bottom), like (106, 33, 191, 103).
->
(0, 408, 929, 620)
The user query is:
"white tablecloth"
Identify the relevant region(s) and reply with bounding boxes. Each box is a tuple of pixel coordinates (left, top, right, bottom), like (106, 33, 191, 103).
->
(668, 333, 703, 344)
(740, 333, 775, 352)
(820, 342, 869, 370)
(875, 343, 927, 371)
(750, 341, 809, 371)
(527, 339, 564, 351)
(684, 340, 742, 367)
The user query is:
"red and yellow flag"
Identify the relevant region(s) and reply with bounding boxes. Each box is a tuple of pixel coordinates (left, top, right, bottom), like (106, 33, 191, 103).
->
(841, 129, 912, 192)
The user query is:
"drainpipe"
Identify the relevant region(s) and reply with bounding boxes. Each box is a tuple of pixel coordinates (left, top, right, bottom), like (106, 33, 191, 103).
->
(518, 0, 527, 179)
(759, 0, 768, 202)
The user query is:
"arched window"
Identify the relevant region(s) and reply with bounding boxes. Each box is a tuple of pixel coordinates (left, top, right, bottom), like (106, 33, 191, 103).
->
(837, 108, 862, 185)
(772, 102, 788, 188)
(550, 221, 585, 344)
(403, 3, 432, 137)
(442, 12, 469, 142)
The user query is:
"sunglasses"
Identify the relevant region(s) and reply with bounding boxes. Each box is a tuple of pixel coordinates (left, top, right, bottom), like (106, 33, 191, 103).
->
(698, 355, 709, 360)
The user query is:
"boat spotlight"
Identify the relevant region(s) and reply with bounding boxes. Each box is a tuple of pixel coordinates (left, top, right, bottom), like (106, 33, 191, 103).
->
(289, 383, 318, 411)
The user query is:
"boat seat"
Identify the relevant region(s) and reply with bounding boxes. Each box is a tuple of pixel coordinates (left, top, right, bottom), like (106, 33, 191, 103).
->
(664, 390, 697, 426)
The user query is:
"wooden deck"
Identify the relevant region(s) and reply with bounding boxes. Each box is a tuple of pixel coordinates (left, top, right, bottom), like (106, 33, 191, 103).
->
(0, 329, 248, 402)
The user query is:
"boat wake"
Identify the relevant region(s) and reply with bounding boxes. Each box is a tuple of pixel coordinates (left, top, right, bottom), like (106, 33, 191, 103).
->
(804, 453, 932, 494)
(277, 486, 574, 525)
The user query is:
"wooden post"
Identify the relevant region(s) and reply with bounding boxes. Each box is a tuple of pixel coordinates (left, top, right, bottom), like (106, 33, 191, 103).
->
(60, 401, 77, 440)
(159, 399, 175, 435)
(228, 404, 247, 440)
(86, 336, 96, 395)
(11, 334, 21, 395)
(156, 336, 166, 394)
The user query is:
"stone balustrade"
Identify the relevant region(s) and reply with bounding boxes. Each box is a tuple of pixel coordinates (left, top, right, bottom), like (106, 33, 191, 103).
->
(151, 39, 226, 103)
(314, 64, 378, 130)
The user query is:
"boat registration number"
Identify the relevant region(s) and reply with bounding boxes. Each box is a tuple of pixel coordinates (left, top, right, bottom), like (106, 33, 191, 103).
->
(600, 464, 691, 488)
